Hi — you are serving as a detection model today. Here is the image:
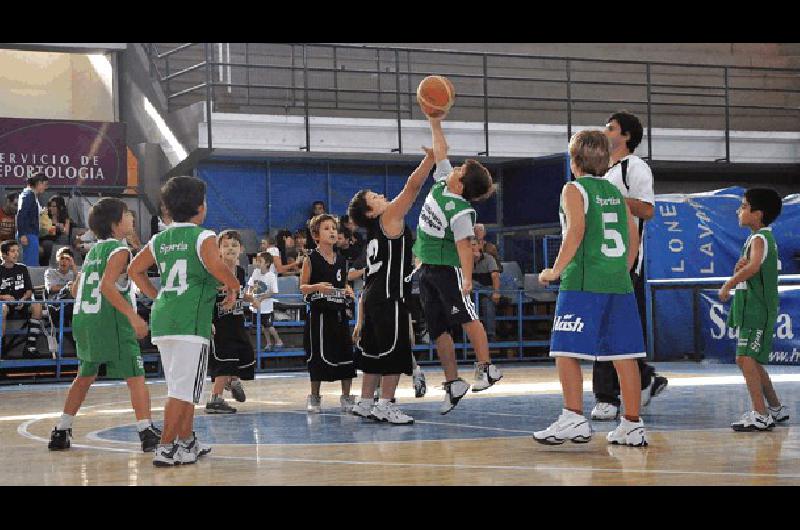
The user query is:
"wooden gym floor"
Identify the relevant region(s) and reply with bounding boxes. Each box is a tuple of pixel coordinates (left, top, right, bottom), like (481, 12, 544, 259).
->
(3, 362, 800, 486)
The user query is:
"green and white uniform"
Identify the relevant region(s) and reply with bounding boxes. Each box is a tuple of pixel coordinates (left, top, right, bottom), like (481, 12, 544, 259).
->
(147, 222, 218, 404)
(72, 239, 143, 379)
(727, 227, 779, 364)
(549, 177, 645, 361)
(559, 177, 632, 294)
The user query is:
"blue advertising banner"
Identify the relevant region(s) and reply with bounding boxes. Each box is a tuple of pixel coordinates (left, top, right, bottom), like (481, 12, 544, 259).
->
(698, 287, 800, 365)
(646, 187, 800, 360)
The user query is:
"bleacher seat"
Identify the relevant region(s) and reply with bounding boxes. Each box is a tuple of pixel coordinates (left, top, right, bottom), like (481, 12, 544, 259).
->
(28, 266, 48, 290)
(500, 261, 523, 289)
(524, 273, 557, 303)
(274, 275, 305, 320)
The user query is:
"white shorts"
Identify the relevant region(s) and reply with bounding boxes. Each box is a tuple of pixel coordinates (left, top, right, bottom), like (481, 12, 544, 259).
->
(157, 339, 210, 404)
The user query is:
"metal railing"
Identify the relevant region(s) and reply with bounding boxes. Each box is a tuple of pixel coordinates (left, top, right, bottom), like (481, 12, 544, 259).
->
(144, 43, 800, 162)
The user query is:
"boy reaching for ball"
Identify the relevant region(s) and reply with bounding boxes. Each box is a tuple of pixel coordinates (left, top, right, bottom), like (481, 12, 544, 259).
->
(414, 112, 502, 415)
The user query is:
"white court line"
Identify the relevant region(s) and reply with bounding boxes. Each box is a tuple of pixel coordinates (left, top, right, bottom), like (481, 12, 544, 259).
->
(17, 403, 800, 481)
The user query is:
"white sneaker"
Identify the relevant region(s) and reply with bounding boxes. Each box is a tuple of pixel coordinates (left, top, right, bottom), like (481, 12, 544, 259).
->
(351, 398, 376, 419)
(440, 378, 470, 414)
(307, 394, 321, 413)
(533, 409, 592, 445)
(768, 405, 790, 423)
(412, 365, 427, 398)
(591, 402, 619, 421)
(153, 442, 196, 467)
(177, 440, 199, 464)
(472, 362, 503, 392)
(372, 401, 414, 425)
(731, 411, 775, 432)
(340, 395, 356, 413)
(607, 417, 649, 447)
(186, 432, 212, 458)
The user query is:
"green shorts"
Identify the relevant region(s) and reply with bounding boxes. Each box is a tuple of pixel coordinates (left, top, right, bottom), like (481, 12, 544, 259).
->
(735, 327, 773, 365)
(78, 355, 145, 379)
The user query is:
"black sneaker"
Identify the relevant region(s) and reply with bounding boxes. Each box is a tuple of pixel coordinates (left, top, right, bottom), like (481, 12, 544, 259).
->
(650, 376, 668, 399)
(139, 425, 161, 452)
(48, 427, 72, 450)
(229, 379, 246, 403)
(206, 398, 237, 414)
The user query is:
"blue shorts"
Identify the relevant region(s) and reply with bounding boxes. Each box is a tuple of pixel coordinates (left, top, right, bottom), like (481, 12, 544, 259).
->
(549, 290, 646, 361)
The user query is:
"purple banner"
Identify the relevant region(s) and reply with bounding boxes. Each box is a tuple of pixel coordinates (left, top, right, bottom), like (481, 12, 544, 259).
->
(0, 117, 126, 187)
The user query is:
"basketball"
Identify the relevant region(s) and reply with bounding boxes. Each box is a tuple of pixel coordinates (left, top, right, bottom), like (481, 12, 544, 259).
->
(417, 75, 455, 118)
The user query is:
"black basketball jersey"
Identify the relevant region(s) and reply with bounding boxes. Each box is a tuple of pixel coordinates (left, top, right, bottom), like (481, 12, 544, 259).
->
(363, 219, 413, 303)
(213, 266, 252, 351)
(305, 248, 348, 309)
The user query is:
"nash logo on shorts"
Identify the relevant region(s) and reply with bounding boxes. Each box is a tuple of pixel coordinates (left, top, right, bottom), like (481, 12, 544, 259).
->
(553, 314, 585, 333)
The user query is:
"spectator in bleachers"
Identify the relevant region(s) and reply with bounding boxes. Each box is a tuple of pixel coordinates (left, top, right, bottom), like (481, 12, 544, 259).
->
(74, 228, 97, 259)
(300, 200, 326, 251)
(339, 214, 365, 255)
(40, 195, 72, 266)
(0, 239, 43, 357)
(474, 223, 502, 274)
(293, 230, 309, 270)
(16, 172, 49, 267)
(0, 192, 18, 243)
(125, 210, 144, 254)
(246, 252, 282, 349)
(45, 247, 78, 298)
(150, 201, 170, 238)
(471, 237, 501, 342)
(275, 229, 300, 276)
(259, 236, 281, 274)
(335, 224, 367, 271)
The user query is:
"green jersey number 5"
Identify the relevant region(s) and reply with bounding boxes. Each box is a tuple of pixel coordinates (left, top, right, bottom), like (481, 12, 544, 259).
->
(600, 212, 626, 258)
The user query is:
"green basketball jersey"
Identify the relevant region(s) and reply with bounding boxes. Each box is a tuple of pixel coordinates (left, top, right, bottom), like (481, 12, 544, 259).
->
(559, 177, 633, 293)
(728, 227, 779, 329)
(413, 180, 476, 266)
(72, 239, 140, 363)
(149, 223, 219, 344)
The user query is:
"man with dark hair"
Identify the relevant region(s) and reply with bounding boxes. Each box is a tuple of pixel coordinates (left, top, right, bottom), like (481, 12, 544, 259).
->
(414, 113, 501, 414)
(0, 239, 43, 357)
(590, 110, 667, 422)
(301, 200, 327, 251)
(0, 192, 19, 242)
(16, 173, 48, 267)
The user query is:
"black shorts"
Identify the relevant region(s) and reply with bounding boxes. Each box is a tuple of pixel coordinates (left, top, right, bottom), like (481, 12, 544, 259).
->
(418, 264, 479, 340)
(3, 303, 30, 320)
(258, 312, 274, 328)
(355, 298, 413, 376)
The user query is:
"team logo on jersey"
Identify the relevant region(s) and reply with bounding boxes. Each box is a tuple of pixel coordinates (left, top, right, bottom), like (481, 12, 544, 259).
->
(445, 201, 456, 211)
(419, 196, 446, 238)
(553, 314, 585, 333)
(451, 306, 460, 315)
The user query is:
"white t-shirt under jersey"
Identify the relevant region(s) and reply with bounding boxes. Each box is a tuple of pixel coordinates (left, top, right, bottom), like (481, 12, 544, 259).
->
(604, 154, 654, 274)
(247, 268, 279, 314)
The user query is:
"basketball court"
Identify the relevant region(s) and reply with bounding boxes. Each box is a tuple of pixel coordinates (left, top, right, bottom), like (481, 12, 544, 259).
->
(5, 363, 799, 486)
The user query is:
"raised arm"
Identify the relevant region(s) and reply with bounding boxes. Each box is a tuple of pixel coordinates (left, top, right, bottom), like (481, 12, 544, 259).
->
(382, 147, 436, 232)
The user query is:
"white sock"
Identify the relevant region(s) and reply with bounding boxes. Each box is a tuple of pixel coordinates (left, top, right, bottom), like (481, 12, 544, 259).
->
(136, 419, 152, 432)
(57, 413, 74, 430)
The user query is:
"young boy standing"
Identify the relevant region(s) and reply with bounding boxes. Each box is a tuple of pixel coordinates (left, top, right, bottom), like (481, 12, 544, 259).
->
(47, 198, 160, 452)
(205, 230, 257, 414)
(129, 176, 240, 467)
(413, 115, 502, 414)
(300, 214, 357, 413)
(533, 130, 648, 447)
(247, 252, 282, 349)
(719, 188, 789, 431)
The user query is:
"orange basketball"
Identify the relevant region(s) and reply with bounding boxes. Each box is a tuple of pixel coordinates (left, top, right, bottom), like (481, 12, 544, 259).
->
(417, 75, 455, 118)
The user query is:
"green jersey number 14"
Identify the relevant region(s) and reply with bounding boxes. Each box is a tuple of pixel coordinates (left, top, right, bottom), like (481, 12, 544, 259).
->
(160, 259, 189, 296)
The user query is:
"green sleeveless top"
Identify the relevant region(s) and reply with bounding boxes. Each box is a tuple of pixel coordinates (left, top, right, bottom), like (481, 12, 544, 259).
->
(413, 180, 476, 266)
(728, 227, 779, 329)
(559, 177, 633, 294)
(72, 239, 139, 362)
(149, 223, 219, 344)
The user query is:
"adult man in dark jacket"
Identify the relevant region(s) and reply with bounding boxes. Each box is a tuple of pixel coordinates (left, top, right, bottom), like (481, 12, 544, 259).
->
(15, 173, 48, 267)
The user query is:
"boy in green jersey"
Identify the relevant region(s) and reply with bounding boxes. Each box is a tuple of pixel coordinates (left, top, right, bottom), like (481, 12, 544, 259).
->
(413, 114, 502, 414)
(719, 188, 789, 432)
(534, 130, 648, 448)
(48, 198, 161, 452)
(129, 176, 240, 467)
